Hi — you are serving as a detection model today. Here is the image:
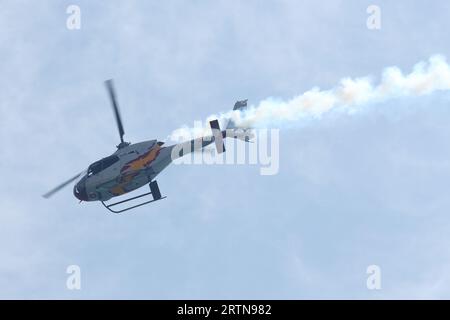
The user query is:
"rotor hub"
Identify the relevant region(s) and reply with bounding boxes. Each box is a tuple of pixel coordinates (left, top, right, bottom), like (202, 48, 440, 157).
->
(116, 141, 131, 149)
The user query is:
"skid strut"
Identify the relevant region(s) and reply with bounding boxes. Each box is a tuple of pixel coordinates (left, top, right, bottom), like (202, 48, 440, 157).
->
(101, 181, 166, 213)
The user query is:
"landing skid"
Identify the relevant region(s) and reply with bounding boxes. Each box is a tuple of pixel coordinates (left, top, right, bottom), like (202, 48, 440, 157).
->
(101, 181, 166, 213)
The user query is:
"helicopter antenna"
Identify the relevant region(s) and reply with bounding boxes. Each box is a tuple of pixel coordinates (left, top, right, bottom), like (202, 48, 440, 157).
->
(105, 79, 130, 149)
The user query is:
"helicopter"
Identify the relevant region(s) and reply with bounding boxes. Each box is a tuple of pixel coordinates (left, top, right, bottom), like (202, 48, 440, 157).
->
(42, 80, 252, 213)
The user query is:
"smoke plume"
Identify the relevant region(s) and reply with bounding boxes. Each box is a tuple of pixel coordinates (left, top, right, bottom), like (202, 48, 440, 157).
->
(169, 55, 450, 141)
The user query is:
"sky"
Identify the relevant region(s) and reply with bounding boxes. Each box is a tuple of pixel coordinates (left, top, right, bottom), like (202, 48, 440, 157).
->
(2, 0, 450, 299)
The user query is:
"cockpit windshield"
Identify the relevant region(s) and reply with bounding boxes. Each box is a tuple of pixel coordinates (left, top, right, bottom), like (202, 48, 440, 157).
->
(88, 155, 119, 176)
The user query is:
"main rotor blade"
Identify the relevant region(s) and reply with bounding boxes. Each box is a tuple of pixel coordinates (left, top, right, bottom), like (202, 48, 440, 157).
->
(42, 171, 85, 199)
(105, 79, 125, 143)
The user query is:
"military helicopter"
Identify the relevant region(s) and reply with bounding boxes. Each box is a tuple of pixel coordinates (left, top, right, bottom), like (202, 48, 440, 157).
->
(43, 80, 252, 213)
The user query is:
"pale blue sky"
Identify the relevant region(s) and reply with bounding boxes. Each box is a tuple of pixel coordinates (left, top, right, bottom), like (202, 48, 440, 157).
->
(2, 0, 450, 299)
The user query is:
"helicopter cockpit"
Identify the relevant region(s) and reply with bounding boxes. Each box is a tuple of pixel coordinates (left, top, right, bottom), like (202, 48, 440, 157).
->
(87, 155, 120, 177)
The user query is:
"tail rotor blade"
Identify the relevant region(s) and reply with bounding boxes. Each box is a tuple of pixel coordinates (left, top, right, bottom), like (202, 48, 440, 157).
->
(105, 79, 125, 143)
(209, 119, 226, 153)
(42, 171, 85, 199)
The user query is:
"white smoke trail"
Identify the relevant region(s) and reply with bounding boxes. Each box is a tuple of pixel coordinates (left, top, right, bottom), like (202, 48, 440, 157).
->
(169, 55, 450, 141)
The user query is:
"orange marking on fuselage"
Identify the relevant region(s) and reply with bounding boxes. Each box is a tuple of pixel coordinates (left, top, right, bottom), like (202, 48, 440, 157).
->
(111, 185, 126, 195)
(110, 145, 162, 196)
(121, 145, 161, 173)
(110, 172, 138, 196)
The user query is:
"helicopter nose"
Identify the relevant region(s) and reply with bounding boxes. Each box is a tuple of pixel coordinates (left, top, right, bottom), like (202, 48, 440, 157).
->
(73, 180, 88, 201)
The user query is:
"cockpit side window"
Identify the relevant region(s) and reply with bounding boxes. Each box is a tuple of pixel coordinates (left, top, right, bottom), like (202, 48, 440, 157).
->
(87, 162, 102, 176)
(102, 156, 119, 170)
(88, 155, 119, 176)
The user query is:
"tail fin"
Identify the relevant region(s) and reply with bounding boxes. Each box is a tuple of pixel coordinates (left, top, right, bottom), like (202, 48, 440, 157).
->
(208, 100, 254, 153)
(226, 99, 254, 142)
(226, 99, 248, 130)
